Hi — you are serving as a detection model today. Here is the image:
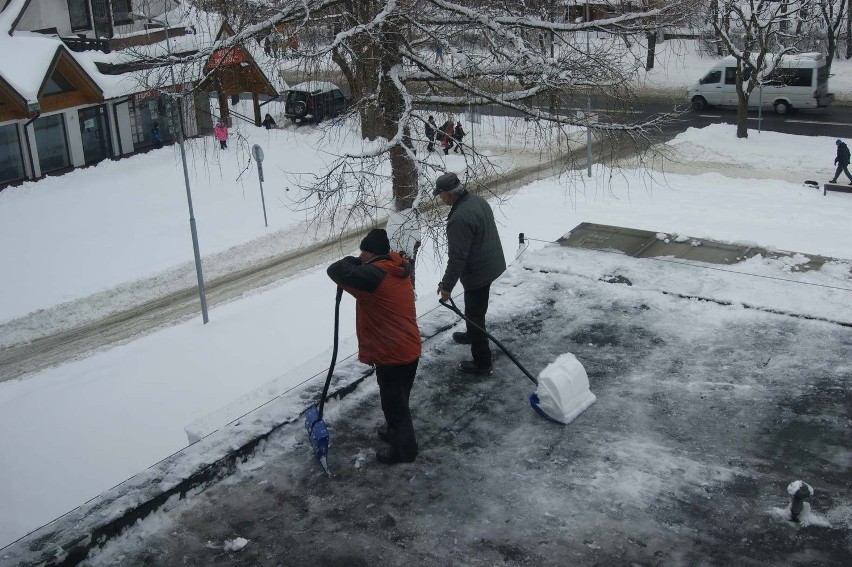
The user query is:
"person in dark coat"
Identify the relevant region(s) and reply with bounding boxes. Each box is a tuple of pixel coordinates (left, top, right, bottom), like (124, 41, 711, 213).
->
(452, 121, 465, 153)
(434, 172, 506, 375)
(440, 118, 454, 154)
(261, 113, 277, 130)
(830, 139, 852, 184)
(327, 229, 421, 464)
(425, 115, 437, 153)
(151, 122, 163, 149)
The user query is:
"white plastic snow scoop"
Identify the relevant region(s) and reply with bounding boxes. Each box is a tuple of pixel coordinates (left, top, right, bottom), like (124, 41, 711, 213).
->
(529, 353, 596, 425)
(440, 298, 596, 424)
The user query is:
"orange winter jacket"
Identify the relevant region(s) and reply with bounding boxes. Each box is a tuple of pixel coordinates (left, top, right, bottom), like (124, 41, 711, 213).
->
(326, 252, 421, 366)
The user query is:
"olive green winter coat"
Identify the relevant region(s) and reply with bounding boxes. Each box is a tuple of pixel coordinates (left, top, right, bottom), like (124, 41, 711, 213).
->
(440, 191, 506, 292)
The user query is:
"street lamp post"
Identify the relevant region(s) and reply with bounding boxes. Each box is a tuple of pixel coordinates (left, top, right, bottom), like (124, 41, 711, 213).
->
(159, 10, 209, 324)
(585, 0, 592, 177)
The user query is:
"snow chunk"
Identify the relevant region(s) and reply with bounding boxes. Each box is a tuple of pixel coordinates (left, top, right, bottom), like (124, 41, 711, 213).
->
(787, 479, 814, 497)
(223, 537, 249, 552)
(386, 209, 421, 258)
(768, 504, 831, 528)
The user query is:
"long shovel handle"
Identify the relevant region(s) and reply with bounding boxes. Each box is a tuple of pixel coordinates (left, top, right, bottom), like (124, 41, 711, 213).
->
(318, 286, 344, 418)
(440, 297, 538, 386)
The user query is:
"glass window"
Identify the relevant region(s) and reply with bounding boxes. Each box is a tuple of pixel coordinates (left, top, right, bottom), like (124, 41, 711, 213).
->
(129, 94, 175, 149)
(767, 68, 812, 87)
(724, 67, 751, 85)
(0, 123, 25, 185)
(91, 0, 112, 37)
(111, 0, 133, 25)
(34, 114, 71, 174)
(44, 71, 75, 96)
(701, 70, 721, 85)
(79, 106, 111, 165)
(67, 0, 91, 31)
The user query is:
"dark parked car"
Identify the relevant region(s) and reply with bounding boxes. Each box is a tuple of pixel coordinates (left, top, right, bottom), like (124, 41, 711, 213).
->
(284, 82, 347, 124)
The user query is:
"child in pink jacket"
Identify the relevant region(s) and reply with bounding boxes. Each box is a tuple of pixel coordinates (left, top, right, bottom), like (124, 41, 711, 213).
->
(214, 120, 228, 149)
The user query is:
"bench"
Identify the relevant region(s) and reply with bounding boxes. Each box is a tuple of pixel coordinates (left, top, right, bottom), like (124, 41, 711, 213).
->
(822, 183, 852, 196)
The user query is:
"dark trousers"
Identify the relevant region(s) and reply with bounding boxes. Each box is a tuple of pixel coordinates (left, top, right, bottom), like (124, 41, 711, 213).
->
(376, 359, 419, 459)
(832, 163, 851, 182)
(219, 140, 227, 149)
(464, 284, 492, 368)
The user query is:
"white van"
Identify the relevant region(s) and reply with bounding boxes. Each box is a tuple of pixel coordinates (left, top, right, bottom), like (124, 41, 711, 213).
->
(687, 52, 834, 114)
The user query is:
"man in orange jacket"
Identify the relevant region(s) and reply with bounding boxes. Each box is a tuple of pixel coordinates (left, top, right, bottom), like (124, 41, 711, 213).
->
(327, 228, 421, 464)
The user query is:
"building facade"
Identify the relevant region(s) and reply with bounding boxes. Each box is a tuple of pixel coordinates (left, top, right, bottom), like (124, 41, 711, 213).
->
(0, 0, 200, 188)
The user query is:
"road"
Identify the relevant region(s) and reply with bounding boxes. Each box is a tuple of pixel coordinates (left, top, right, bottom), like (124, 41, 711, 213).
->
(1, 95, 849, 381)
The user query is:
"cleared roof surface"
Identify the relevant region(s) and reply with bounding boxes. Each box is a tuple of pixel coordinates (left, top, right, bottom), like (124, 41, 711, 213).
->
(5, 232, 848, 566)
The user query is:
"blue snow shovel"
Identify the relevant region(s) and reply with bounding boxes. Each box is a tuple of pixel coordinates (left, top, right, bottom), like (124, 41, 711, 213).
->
(439, 297, 567, 424)
(305, 286, 344, 475)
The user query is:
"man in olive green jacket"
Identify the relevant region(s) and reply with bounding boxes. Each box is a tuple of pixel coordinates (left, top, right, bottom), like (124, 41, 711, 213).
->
(435, 172, 506, 374)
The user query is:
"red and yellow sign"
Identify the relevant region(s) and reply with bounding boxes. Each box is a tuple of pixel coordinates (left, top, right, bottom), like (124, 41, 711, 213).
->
(205, 48, 249, 70)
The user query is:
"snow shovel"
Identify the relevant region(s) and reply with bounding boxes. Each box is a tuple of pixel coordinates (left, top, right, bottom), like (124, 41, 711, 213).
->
(439, 297, 595, 425)
(305, 286, 344, 475)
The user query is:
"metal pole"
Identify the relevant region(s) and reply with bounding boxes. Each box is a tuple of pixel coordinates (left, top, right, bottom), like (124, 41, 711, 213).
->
(585, 0, 592, 177)
(758, 82, 763, 133)
(258, 176, 268, 227)
(163, 11, 209, 323)
(253, 145, 268, 227)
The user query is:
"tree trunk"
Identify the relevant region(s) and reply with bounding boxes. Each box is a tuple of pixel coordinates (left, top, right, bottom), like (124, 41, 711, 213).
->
(377, 21, 417, 212)
(736, 90, 749, 139)
(827, 31, 836, 75)
(335, 0, 384, 140)
(847, 0, 852, 60)
(645, 31, 656, 70)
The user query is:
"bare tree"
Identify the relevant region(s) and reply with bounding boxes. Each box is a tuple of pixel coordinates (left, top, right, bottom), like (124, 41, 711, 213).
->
(712, 0, 817, 138)
(847, 0, 852, 58)
(143, 0, 690, 261)
(815, 0, 848, 71)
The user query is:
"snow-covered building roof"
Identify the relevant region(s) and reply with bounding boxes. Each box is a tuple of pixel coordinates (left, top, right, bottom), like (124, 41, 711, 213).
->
(0, 1, 281, 105)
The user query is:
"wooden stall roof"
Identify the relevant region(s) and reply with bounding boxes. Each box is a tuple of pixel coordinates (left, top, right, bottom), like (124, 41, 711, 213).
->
(199, 21, 277, 97)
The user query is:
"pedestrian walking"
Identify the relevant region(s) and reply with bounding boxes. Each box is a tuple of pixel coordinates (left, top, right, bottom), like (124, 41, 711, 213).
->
(326, 229, 421, 464)
(434, 172, 506, 375)
(214, 120, 228, 149)
(435, 42, 443, 63)
(452, 121, 466, 153)
(425, 115, 437, 153)
(150, 122, 162, 149)
(262, 113, 277, 130)
(440, 118, 455, 155)
(830, 139, 852, 184)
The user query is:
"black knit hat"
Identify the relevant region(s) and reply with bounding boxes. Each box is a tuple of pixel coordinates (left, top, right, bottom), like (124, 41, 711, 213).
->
(359, 228, 390, 255)
(432, 172, 461, 195)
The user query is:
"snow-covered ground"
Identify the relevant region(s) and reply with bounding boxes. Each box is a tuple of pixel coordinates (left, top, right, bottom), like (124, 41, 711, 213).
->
(2, 38, 852, 550)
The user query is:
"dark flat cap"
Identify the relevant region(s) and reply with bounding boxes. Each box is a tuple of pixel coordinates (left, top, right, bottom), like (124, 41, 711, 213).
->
(432, 172, 461, 195)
